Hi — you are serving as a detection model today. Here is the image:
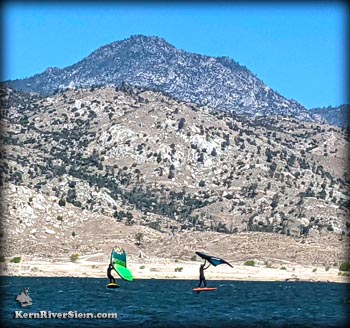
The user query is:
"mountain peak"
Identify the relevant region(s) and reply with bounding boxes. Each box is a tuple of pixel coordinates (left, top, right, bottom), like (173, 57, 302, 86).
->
(128, 34, 170, 44)
(103, 34, 176, 53)
(4, 35, 312, 121)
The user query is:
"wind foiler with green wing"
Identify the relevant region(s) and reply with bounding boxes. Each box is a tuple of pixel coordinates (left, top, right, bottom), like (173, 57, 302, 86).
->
(107, 246, 133, 288)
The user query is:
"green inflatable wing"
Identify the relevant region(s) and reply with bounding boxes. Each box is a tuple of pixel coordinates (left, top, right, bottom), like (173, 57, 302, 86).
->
(110, 246, 134, 281)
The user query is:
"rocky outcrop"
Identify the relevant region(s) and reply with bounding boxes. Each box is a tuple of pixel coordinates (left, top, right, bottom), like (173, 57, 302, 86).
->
(1, 86, 349, 241)
(309, 104, 349, 128)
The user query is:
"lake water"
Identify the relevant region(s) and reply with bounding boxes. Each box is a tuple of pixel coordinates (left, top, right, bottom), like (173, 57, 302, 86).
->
(1, 277, 349, 327)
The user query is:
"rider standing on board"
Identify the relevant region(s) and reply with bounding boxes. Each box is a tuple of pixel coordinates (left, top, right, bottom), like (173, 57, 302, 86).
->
(198, 260, 210, 287)
(107, 264, 116, 283)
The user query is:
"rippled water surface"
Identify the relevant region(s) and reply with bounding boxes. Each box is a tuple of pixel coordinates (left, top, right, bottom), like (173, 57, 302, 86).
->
(1, 277, 349, 327)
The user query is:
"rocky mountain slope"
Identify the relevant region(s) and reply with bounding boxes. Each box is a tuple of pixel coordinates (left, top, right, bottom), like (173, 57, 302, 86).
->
(1, 85, 349, 263)
(310, 104, 349, 128)
(4, 35, 313, 121)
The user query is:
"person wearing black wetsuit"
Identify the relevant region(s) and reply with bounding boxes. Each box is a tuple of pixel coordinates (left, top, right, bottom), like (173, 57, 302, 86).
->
(107, 264, 116, 283)
(198, 260, 210, 287)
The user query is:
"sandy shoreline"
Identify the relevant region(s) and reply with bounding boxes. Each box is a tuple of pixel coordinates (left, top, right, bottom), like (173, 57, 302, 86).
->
(1, 255, 349, 283)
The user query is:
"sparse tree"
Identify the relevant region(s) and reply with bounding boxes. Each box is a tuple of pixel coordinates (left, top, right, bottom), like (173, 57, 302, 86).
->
(296, 197, 305, 218)
(135, 232, 144, 246)
(178, 118, 186, 130)
(199, 180, 206, 187)
(271, 193, 279, 209)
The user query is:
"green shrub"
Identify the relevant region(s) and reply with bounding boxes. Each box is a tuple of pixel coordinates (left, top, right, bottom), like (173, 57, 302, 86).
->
(0, 256, 5, 262)
(244, 260, 255, 266)
(190, 255, 197, 261)
(174, 267, 183, 272)
(339, 262, 350, 272)
(10, 257, 21, 263)
(70, 254, 79, 262)
(58, 198, 66, 207)
(140, 265, 145, 269)
(135, 232, 144, 246)
(312, 268, 317, 272)
(264, 261, 272, 268)
(325, 266, 330, 271)
(280, 266, 287, 270)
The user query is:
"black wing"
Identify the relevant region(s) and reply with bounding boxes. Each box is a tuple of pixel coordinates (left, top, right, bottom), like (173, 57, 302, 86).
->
(196, 251, 233, 267)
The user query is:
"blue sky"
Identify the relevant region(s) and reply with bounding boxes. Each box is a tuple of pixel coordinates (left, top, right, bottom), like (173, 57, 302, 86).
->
(3, 2, 348, 108)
